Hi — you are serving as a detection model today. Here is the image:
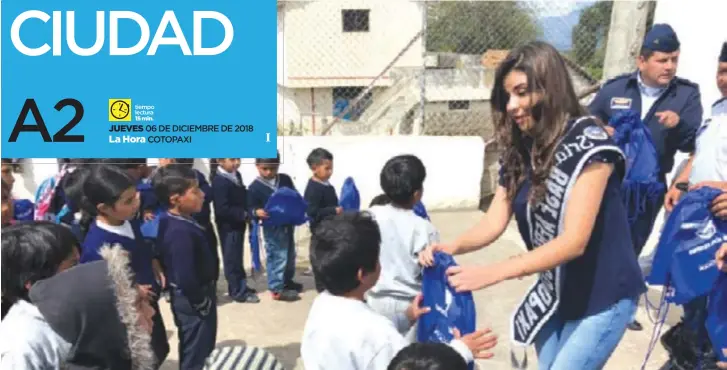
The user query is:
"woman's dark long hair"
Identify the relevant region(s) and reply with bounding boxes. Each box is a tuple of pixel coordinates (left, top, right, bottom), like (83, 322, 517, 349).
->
(61, 165, 136, 238)
(490, 41, 587, 203)
(1, 222, 79, 318)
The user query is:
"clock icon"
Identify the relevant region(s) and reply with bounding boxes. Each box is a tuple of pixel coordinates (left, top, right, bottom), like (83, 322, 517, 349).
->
(110, 100, 130, 120)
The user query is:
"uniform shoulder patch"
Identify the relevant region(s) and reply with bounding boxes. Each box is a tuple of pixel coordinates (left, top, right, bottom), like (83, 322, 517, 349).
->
(583, 125, 609, 141)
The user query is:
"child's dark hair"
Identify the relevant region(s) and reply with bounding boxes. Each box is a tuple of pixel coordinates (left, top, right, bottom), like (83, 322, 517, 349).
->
(256, 151, 281, 165)
(310, 212, 381, 295)
(62, 165, 136, 237)
(1, 222, 79, 317)
(1, 158, 20, 172)
(388, 343, 468, 370)
(152, 164, 197, 207)
(369, 193, 392, 207)
(175, 158, 195, 167)
(99, 158, 147, 170)
(306, 148, 333, 168)
(380, 155, 426, 206)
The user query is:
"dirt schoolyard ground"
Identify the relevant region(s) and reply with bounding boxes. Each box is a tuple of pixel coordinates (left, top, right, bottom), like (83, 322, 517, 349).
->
(158, 210, 675, 370)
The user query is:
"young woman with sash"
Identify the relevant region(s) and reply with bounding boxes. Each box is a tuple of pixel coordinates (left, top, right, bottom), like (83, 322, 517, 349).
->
(419, 41, 646, 369)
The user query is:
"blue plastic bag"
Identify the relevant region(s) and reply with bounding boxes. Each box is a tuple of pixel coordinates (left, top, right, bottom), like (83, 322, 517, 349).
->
(414, 201, 430, 221)
(13, 199, 34, 221)
(647, 187, 726, 304)
(417, 252, 476, 369)
(339, 177, 361, 211)
(262, 187, 309, 227)
(609, 110, 666, 245)
(707, 273, 727, 362)
(140, 209, 165, 239)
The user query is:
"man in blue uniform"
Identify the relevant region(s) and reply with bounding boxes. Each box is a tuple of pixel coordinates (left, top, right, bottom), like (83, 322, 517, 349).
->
(589, 24, 704, 331)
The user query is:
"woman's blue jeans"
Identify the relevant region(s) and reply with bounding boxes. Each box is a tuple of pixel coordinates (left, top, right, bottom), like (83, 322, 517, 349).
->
(534, 296, 638, 370)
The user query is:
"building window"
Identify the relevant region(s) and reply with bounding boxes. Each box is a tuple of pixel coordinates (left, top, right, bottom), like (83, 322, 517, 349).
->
(448, 100, 470, 111)
(342, 10, 370, 32)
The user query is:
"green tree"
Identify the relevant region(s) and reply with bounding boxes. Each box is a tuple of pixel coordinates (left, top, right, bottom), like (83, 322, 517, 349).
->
(571, 1, 613, 79)
(427, 1, 541, 54)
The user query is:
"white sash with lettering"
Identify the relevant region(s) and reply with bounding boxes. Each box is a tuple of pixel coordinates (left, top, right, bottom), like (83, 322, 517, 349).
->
(510, 116, 624, 349)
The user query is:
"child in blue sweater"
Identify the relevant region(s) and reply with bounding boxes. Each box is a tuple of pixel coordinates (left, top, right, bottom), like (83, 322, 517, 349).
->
(247, 153, 302, 302)
(211, 158, 259, 303)
(303, 148, 342, 292)
(152, 164, 218, 369)
(157, 158, 219, 282)
(62, 164, 169, 367)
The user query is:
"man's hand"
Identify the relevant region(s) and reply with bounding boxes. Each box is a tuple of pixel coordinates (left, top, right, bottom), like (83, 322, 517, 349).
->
(655, 111, 680, 128)
(405, 293, 431, 322)
(454, 327, 498, 360)
(664, 185, 683, 212)
(255, 209, 269, 219)
(712, 192, 727, 219)
(716, 243, 727, 272)
(335, 206, 343, 215)
(604, 126, 615, 136)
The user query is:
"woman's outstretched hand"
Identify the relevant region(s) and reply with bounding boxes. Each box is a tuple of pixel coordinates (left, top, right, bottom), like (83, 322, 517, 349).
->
(447, 265, 505, 292)
(419, 243, 452, 267)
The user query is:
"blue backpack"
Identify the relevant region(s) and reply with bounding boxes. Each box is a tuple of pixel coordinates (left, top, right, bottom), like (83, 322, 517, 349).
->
(249, 187, 308, 272)
(647, 187, 727, 304)
(339, 177, 361, 211)
(609, 110, 666, 244)
(13, 199, 35, 221)
(418, 252, 476, 369)
(262, 187, 309, 228)
(414, 201, 430, 221)
(140, 208, 166, 239)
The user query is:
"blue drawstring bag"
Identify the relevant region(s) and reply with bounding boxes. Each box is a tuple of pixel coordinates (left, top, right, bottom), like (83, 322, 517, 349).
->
(249, 221, 263, 272)
(417, 252, 476, 369)
(262, 187, 309, 227)
(13, 199, 34, 221)
(609, 110, 666, 245)
(140, 208, 165, 239)
(647, 187, 726, 304)
(339, 177, 361, 211)
(707, 273, 727, 362)
(414, 201, 430, 221)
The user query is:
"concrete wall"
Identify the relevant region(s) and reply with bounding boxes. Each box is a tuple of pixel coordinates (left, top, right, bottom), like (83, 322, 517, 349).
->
(10, 136, 486, 211)
(279, 0, 424, 89)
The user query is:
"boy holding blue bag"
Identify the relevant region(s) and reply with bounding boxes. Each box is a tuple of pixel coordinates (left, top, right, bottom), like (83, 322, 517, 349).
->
(248, 152, 302, 302)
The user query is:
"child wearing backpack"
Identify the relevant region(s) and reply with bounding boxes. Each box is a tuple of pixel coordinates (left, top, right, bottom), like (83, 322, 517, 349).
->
(366, 155, 440, 341)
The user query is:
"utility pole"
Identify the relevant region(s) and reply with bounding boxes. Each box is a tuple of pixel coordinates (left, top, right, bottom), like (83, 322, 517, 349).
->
(602, 1, 653, 81)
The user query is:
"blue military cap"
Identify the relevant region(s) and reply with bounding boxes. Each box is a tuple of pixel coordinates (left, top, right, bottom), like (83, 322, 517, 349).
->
(643, 24, 680, 53)
(720, 42, 727, 62)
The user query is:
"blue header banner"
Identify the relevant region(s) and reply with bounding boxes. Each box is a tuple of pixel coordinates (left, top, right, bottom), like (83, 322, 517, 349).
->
(2, 1, 277, 158)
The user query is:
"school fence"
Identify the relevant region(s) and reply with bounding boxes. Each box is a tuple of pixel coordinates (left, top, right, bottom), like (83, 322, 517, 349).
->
(276, 0, 647, 139)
